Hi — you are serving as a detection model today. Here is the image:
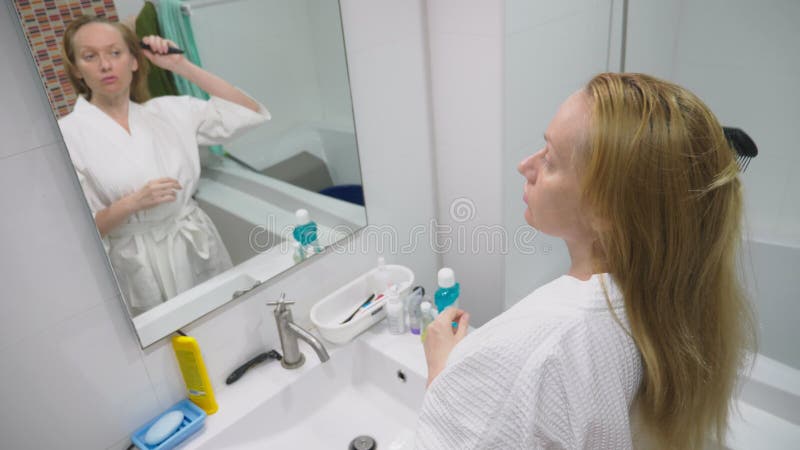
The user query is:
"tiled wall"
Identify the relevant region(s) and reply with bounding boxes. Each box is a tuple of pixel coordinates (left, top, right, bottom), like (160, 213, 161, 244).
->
(625, 0, 800, 373)
(502, 0, 618, 308)
(12, 0, 119, 118)
(426, 0, 505, 326)
(0, 0, 439, 447)
(626, 0, 800, 248)
(190, 0, 356, 171)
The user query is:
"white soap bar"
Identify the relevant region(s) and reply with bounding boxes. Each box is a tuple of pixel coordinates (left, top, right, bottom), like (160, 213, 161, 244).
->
(144, 410, 184, 445)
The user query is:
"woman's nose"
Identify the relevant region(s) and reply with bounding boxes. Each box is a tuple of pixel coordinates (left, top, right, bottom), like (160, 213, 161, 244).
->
(518, 151, 540, 176)
(518, 154, 534, 175)
(99, 55, 111, 70)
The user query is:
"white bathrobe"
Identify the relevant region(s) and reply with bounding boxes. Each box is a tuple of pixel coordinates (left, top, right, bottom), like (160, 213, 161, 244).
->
(58, 94, 270, 313)
(414, 274, 644, 450)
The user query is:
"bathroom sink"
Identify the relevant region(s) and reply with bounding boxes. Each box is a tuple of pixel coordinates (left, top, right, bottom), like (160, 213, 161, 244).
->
(192, 329, 427, 449)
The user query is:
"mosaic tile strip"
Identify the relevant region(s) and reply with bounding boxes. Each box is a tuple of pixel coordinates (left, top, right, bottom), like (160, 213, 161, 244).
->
(13, 0, 119, 118)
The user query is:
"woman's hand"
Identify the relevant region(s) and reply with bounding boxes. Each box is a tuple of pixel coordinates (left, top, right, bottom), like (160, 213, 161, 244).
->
(124, 177, 182, 213)
(95, 178, 181, 237)
(140, 35, 186, 72)
(423, 307, 470, 387)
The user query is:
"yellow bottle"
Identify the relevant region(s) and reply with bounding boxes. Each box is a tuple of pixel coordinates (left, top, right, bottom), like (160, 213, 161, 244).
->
(172, 335, 218, 415)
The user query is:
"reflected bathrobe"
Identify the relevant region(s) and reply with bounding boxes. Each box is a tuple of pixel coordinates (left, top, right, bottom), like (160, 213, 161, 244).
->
(58, 94, 270, 313)
(414, 274, 644, 450)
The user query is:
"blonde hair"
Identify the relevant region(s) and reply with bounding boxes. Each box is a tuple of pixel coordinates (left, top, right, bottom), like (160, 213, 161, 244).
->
(62, 15, 150, 103)
(581, 73, 756, 449)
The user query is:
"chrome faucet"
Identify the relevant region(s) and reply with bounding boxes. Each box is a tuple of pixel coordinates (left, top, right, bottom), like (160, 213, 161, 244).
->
(267, 293, 330, 369)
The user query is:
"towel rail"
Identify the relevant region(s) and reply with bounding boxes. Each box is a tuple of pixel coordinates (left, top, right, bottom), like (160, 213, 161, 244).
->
(179, 0, 253, 16)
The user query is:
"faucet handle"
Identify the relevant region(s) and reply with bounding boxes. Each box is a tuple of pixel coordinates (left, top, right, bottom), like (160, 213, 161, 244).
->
(266, 293, 295, 308)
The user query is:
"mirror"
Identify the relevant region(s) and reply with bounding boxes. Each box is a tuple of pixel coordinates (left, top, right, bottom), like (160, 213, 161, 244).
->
(12, 0, 366, 347)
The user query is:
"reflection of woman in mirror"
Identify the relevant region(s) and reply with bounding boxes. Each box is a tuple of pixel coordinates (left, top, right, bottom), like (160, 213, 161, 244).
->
(416, 74, 754, 449)
(58, 15, 270, 316)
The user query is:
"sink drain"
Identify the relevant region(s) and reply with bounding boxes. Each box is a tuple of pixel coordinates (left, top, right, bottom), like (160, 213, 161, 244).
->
(349, 435, 376, 450)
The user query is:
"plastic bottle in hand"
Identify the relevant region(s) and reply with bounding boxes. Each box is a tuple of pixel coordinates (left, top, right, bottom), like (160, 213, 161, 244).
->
(434, 268, 460, 312)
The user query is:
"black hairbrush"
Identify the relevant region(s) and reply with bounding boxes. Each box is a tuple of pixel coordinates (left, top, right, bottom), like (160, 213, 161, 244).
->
(139, 41, 184, 54)
(723, 126, 758, 172)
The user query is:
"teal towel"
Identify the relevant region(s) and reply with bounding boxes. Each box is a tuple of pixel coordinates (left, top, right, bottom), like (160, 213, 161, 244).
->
(155, 0, 207, 100)
(156, 0, 224, 156)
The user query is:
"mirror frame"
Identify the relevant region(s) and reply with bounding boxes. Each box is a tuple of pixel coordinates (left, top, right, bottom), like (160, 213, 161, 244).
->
(11, 0, 367, 348)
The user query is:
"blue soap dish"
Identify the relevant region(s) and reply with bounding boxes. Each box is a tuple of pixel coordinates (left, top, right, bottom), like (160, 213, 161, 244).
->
(131, 399, 207, 450)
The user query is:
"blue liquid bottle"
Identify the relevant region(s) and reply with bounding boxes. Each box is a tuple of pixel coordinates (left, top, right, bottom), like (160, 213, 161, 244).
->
(292, 209, 322, 256)
(434, 268, 460, 312)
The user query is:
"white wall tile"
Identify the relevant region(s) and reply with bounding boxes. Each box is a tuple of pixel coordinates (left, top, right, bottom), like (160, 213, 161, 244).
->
(504, 8, 610, 151)
(307, 0, 356, 124)
(741, 240, 800, 369)
(0, 299, 158, 449)
(740, 152, 791, 241)
(0, 2, 61, 158)
(503, 1, 612, 309)
(428, 34, 503, 148)
(0, 144, 121, 350)
(113, 0, 145, 21)
(628, 0, 800, 245)
(427, 1, 505, 325)
(342, 34, 440, 288)
(191, 0, 326, 169)
(140, 341, 186, 411)
(676, 0, 798, 74)
(624, 0, 681, 77)
(506, 0, 603, 35)
(339, 0, 425, 54)
(427, 0, 503, 37)
(504, 235, 571, 308)
(772, 174, 800, 248)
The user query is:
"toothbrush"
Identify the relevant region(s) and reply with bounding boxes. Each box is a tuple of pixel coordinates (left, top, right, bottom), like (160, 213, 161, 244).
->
(341, 293, 376, 324)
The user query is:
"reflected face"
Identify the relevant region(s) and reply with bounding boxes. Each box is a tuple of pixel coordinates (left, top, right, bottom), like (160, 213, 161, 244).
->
(70, 23, 137, 101)
(517, 91, 592, 241)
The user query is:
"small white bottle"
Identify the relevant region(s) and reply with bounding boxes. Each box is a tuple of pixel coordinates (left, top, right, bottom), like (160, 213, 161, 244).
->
(371, 256, 391, 292)
(385, 285, 406, 334)
(419, 300, 433, 341)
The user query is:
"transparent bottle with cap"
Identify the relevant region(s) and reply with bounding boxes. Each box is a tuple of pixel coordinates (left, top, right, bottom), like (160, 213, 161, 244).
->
(419, 300, 434, 342)
(371, 256, 391, 293)
(434, 267, 460, 312)
(292, 209, 322, 255)
(405, 286, 424, 335)
(385, 284, 406, 334)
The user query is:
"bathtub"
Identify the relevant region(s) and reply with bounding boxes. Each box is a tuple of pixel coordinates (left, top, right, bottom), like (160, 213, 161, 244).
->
(223, 121, 363, 187)
(725, 239, 800, 449)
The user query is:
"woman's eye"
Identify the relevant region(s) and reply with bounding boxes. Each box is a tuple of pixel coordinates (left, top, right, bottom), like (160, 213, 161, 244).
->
(111, 50, 121, 57)
(82, 53, 95, 61)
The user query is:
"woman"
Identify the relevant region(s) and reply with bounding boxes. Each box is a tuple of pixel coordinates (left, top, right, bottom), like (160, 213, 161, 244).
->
(416, 73, 755, 449)
(58, 15, 270, 315)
